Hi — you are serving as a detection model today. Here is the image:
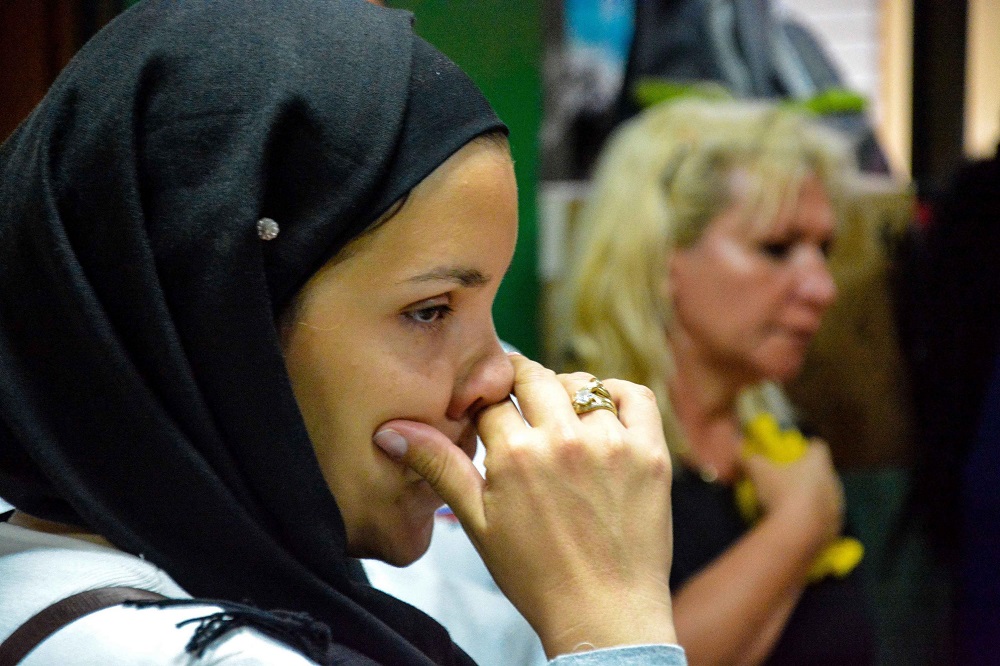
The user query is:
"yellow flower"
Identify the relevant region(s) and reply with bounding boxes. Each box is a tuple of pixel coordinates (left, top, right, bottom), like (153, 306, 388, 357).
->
(736, 413, 864, 582)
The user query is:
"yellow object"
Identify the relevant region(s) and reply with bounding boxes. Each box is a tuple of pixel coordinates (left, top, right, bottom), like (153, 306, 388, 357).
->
(736, 413, 864, 583)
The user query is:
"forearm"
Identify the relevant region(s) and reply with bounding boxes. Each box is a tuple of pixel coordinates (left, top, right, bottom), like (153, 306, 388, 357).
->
(734, 588, 801, 666)
(672, 504, 827, 665)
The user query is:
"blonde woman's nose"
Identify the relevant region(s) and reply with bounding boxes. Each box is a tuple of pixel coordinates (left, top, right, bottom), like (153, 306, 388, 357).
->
(797, 250, 838, 309)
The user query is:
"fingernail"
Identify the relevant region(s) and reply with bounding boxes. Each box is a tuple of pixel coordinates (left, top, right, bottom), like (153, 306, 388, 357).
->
(373, 429, 408, 459)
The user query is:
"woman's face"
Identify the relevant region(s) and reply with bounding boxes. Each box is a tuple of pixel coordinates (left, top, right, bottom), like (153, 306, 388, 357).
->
(668, 173, 837, 385)
(282, 140, 518, 565)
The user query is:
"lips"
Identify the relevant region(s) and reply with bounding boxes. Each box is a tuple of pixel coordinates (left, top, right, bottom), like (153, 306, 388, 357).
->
(765, 321, 818, 345)
(779, 316, 822, 340)
(789, 328, 818, 344)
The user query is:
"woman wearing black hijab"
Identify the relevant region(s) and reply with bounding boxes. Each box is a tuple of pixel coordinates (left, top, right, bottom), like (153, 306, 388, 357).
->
(0, 1, 684, 664)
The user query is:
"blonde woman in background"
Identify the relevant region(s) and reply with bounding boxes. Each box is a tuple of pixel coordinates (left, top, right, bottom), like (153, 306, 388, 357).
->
(562, 100, 875, 665)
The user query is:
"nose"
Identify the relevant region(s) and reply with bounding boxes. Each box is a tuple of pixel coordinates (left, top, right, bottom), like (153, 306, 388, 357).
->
(446, 332, 515, 421)
(796, 248, 837, 311)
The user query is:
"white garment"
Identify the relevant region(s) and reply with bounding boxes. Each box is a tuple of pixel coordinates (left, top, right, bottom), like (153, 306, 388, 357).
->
(0, 523, 317, 665)
(364, 510, 547, 666)
(363, 436, 547, 666)
(1, 521, 685, 666)
(363, 515, 688, 666)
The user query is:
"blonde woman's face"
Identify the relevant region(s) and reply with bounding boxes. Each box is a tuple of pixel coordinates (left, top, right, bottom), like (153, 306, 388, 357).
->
(667, 173, 837, 384)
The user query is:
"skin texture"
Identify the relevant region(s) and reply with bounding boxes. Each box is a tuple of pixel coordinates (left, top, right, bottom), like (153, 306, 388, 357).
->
(669, 173, 838, 391)
(282, 140, 518, 566)
(665, 174, 845, 665)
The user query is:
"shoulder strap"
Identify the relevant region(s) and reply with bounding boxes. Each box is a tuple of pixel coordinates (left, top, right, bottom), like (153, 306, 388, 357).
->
(0, 587, 167, 666)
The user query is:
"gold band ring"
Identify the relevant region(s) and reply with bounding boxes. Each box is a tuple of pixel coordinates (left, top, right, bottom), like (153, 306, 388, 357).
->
(572, 378, 618, 417)
(586, 378, 612, 401)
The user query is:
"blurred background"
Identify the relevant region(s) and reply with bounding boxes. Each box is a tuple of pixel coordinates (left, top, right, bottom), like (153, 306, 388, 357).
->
(3, 1, 999, 663)
(4, 0, 997, 361)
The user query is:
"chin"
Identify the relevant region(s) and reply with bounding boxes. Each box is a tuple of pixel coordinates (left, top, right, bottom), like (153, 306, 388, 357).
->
(770, 360, 801, 379)
(348, 479, 444, 565)
(756, 347, 809, 383)
(366, 512, 437, 567)
(382, 535, 434, 567)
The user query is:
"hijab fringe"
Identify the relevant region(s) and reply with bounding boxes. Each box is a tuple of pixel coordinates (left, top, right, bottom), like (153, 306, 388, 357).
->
(129, 599, 335, 664)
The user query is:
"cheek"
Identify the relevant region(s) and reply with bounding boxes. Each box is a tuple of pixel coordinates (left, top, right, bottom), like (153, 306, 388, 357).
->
(364, 350, 456, 422)
(692, 246, 766, 306)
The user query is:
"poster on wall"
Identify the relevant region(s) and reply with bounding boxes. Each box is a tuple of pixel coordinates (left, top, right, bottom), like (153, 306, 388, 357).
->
(562, 0, 633, 116)
(542, 0, 634, 180)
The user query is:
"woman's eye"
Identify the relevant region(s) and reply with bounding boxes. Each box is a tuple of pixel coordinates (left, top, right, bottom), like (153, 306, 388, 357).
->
(405, 303, 454, 326)
(760, 241, 792, 260)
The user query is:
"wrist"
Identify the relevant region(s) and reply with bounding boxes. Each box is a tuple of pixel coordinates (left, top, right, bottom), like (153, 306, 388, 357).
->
(766, 500, 836, 558)
(536, 593, 677, 658)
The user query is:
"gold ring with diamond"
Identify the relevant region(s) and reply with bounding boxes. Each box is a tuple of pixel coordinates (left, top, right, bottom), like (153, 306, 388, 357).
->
(572, 379, 618, 417)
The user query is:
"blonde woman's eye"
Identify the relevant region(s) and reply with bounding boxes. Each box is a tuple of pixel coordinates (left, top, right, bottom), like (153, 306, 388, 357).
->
(760, 241, 792, 260)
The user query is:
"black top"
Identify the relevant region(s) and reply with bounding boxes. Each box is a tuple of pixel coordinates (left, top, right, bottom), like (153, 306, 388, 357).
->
(671, 468, 876, 665)
(0, 1, 505, 664)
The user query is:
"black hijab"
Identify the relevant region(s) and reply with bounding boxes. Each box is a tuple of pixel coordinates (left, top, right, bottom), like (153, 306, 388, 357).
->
(0, 1, 505, 663)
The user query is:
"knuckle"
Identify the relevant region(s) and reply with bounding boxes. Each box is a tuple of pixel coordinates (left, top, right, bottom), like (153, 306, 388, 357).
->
(561, 370, 596, 383)
(632, 383, 658, 404)
(622, 379, 657, 403)
(592, 429, 636, 470)
(600, 429, 629, 455)
(554, 423, 586, 452)
(505, 429, 536, 451)
(503, 441, 536, 471)
(520, 363, 558, 384)
(607, 378, 658, 405)
(645, 447, 673, 478)
(537, 423, 589, 463)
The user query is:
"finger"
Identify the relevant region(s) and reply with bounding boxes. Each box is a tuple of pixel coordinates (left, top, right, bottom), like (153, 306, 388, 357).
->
(507, 354, 579, 428)
(555, 371, 601, 391)
(476, 396, 529, 454)
(374, 419, 486, 533)
(557, 373, 622, 425)
(602, 379, 664, 443)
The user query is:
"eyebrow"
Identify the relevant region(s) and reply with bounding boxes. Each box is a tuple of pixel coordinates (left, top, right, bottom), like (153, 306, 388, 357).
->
(405, 267, 490, 288)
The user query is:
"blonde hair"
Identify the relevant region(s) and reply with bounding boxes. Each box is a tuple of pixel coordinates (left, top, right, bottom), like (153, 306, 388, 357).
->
(561, 99, 853, 455)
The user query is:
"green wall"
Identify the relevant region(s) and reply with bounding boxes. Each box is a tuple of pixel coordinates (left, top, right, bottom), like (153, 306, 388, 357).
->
(392, 1, 543, 359)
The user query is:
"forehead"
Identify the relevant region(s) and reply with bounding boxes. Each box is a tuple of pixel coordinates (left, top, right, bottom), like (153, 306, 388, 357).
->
(304, 141, 518, 291)
(720, 170, 835, 238)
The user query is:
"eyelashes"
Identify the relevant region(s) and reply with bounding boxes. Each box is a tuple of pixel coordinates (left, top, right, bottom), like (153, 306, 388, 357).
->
(759, 241, 792, 260)
(758, 239, 833, 261)
(403, 302, 454, 330)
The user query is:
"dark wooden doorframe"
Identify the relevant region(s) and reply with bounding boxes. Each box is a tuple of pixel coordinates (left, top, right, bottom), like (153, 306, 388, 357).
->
(911, 0, 969, 195)
(0, 0, 123, 142)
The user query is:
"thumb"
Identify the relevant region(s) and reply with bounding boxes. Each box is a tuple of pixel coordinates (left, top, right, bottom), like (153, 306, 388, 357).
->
(374, 420, 486, 532)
